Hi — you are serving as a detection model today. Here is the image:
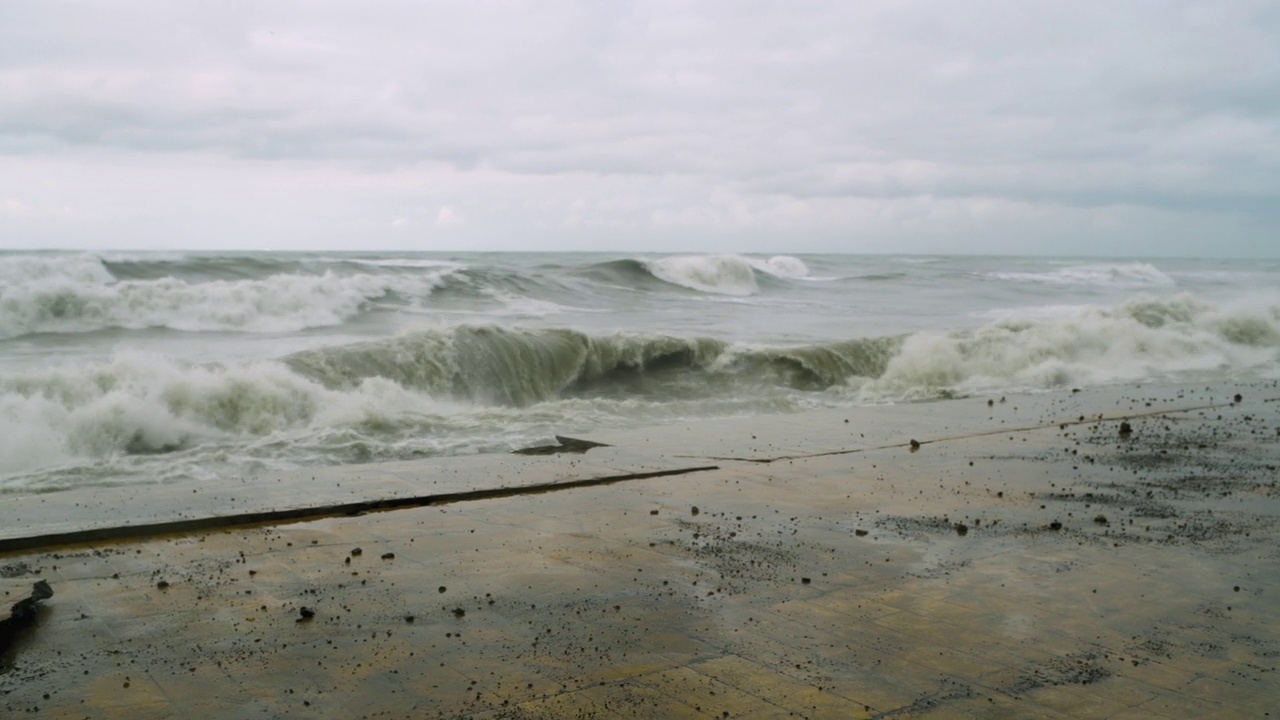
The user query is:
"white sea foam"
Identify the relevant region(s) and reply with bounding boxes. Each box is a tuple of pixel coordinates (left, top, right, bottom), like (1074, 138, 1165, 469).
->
(0, 265, 455, 338)
(0, 253, 116, 287)
(334, 257, 466, 270)
(974, 304, 1096, 322)
(479, 288, 587, 317)
(644, 254, 809, 295)
(751, 255, 810, 279)
(645, 255, 761, 295)
(856, 293, 1280, 401)
(0, 352, 458, 480)
(989, 263, 1176, 287)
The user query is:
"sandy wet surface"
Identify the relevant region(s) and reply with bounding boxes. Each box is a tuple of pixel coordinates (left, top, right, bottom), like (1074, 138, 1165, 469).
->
(2, 381, 1278, 718)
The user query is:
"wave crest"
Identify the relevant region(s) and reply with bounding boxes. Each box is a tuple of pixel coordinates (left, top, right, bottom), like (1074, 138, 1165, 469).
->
(989, 263, 1176, 287)
(0, 264, 454, 338)
(639, 254, 810, 295)
(857, 293, 1280, 400)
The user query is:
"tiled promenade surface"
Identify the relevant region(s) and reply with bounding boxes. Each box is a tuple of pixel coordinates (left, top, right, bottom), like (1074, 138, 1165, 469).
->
(2, 382, 1277, 718)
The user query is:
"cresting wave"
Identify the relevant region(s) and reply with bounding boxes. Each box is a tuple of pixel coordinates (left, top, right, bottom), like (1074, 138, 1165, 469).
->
(0, 253, 458, 338)
(0, 252, 814, 339)
(2, 292, 1277, 490)
(987, 262, 1176, 287)
(582, 254, 811, 296)
(860, 293, 1280, 400)
(283, 326, 899, 406)
(0, 328, 899, 486)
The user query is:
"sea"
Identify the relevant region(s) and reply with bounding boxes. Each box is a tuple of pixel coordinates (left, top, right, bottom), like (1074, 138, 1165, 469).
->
(1, 251, 1277, 496)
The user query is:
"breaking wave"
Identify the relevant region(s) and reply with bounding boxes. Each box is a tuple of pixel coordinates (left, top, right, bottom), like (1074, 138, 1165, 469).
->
(0, 327, 899, 486)
(579, 254, 811, 296)
(988, 262, 1176, 287)
(4, 290, 1277, 487)
(857, 293, 1280, 400)
(0, 253, 456, 338)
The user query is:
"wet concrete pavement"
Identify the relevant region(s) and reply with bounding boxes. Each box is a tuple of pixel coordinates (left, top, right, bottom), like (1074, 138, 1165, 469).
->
(2, 381, 1278, 718)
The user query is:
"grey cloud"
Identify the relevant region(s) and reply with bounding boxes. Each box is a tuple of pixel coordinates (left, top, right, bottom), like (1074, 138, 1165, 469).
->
(0, 0, 1277, 254)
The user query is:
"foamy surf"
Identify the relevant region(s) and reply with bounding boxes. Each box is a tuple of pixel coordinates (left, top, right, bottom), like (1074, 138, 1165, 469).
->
(1, 251, 1276, 494)
(0, 253, 460, 338)
(641, 254, 810, 295)
(987, 262, 1176, 287)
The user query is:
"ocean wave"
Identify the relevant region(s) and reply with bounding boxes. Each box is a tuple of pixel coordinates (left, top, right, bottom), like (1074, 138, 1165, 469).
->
(3, 291, 1276, 489)
(579, 254, 810, 296)
(284, 325, 898, 404)
(0, 261, 457, 339)
(336, 257, 466, 270)
(856, 293, 1280, 400)
(0, 328, 896, 485)
(988, 262, 1176, 287)
(0, 253, 116, 287)
(0, 351, 463, 480)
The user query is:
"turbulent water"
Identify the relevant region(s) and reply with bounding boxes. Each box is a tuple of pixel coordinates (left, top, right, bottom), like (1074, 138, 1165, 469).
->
(2, 250, 1277, 494)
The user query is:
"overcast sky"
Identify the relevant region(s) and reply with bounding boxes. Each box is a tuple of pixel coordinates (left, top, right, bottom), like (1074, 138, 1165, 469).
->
(1, 1, 1277, 256)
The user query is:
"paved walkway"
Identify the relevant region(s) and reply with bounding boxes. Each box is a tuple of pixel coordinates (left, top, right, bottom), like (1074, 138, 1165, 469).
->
(2, 383, 1277, 718)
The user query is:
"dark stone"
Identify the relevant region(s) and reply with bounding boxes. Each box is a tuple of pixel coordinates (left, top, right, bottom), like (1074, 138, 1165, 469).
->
(2, 580, 54, 647)
(350, 548, 363, 557)
(297, 607, 315, 622)
(513, 436, 611, 455)
(1049, 521, 1063, 531)
(1118, 422, 1133, 437)
(156, 580, 170, 589)
(854, 529, 868, 537)
(381, 552, 395, 560)
(452, 608, 466, 618)
(691, 506, 700, 516)
(955, 523, 969, 536)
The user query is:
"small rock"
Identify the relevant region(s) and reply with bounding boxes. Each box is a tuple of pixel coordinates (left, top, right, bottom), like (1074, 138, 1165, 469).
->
(1118, 421, 1132, 437)
(1048, 521, 1063, 531)
(350, 548, 363, 557)
(954, 523, 969, 536)
(1094, 515, 1109, 525)
(854, 529, 869, 537)
(452, 608, 466, 618)
(1233, 393, 1243, 403)
(381, 552, 395, 560)
(297, 607, 315, 622)
(909, 439, 921, 452)
(156, 580, 170, 590)
(800, 578, 811, 585)
(691, 506, 700, 516)
(438, 586, 447, 594)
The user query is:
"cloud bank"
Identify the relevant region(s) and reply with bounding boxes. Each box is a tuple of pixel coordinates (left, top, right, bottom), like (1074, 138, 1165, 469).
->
(1, 1, 1277, 255)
